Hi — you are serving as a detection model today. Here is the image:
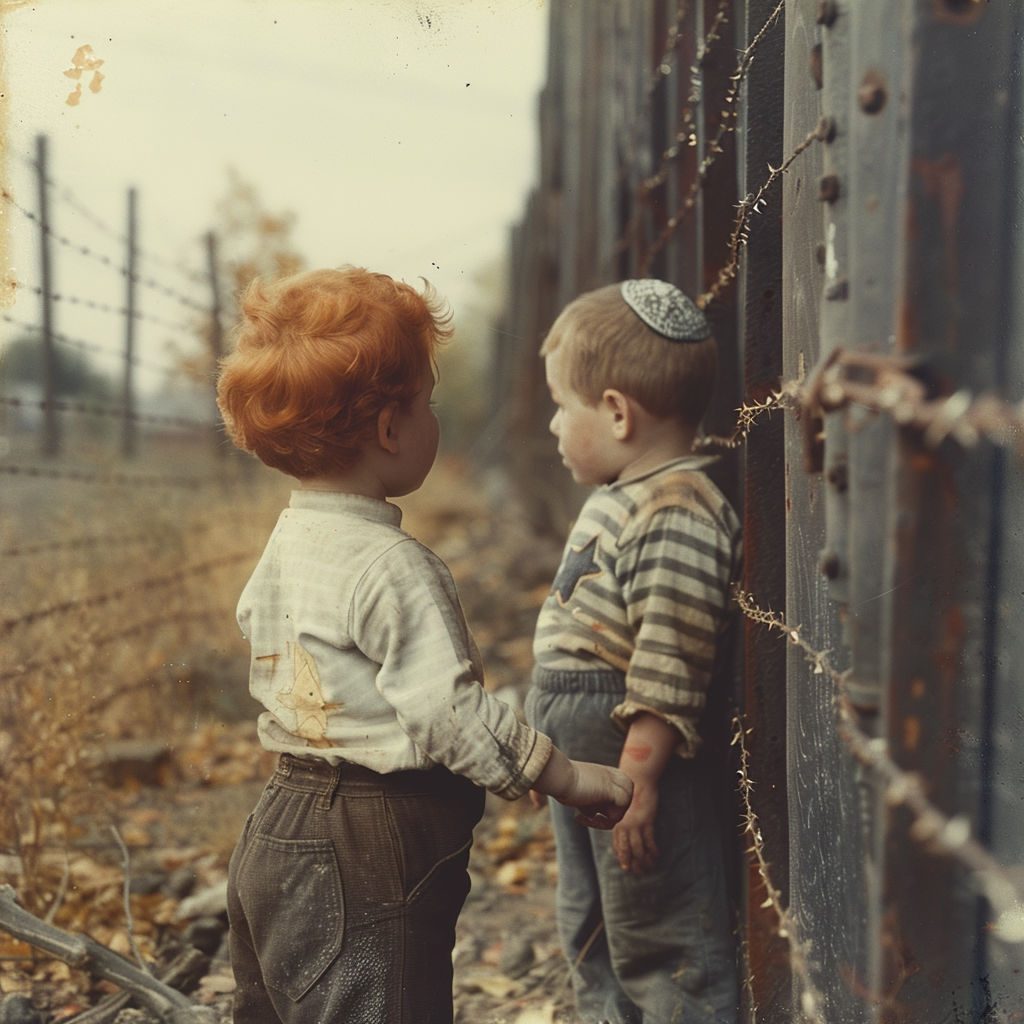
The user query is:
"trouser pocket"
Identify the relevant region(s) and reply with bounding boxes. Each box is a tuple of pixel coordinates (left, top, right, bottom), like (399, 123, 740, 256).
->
(233, 830, 345, 1002)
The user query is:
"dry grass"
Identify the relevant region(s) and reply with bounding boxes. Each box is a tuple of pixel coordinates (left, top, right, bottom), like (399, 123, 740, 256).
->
(0, 428, 288, 915)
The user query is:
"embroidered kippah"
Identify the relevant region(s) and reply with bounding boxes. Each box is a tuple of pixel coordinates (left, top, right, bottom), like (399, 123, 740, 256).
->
(620, 279, 711, 342)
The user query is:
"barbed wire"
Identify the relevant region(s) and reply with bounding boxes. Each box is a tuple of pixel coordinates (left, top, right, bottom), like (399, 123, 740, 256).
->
(613, 0, 694, 192)
(1, 311, 185, 377)
(802, 348, 1024, 460)
(10, 281, 197, 335)
(626, 0, 785, 274)
(699, 117, 832, 306)
(733, 717, 827, 1023)
(0, 395, 213, 433)
(695, 347, 1024, 463)
(0, 549, 258, 637)
(694, 382, 801, 452)
(54, 189, 206, 288)
(0, 603, 234, 685)
(1, 190, 207, 313)
(9, 149, 207, 288)
(3, 521, 215, 558)
(640, 0, 732, 194)
(0, 464, 216, 489)
(613, 0, 733, 262)
(734, 587, 1024, 946)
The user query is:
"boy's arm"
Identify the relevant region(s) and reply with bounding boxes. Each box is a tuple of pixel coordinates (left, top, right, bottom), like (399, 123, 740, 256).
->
(354, 539, 631, 823)
(612, 711, 677, 873)
(614, 504, 736, 755)
(610, 503, 738, 870)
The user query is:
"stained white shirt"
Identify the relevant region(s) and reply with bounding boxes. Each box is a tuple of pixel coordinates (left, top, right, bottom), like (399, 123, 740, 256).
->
(237, 490, 551, 799)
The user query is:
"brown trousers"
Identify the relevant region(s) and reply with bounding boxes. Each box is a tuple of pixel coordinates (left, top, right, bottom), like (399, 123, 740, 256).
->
(227, 753, 485, 1024)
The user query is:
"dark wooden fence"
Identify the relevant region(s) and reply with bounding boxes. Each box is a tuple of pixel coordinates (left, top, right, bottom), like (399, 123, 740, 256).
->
(489, 1, 1024, 1020)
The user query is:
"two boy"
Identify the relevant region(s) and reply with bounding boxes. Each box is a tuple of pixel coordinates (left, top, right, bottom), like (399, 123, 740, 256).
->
(216, 268, 739, 1024)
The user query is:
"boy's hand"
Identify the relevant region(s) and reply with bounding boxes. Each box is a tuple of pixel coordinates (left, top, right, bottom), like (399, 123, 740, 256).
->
(567, 762, 634, 830)
(533, 749, 633, 830)
(528, 789, 547, 809)
(612, 783, 659, 872)
(612, 712, 679, 872)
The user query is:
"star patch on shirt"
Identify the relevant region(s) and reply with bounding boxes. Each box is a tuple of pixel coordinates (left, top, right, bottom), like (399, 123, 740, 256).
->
(552, 535, 603, 605)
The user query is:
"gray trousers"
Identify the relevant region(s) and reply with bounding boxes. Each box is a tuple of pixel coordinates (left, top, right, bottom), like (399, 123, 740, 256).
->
(526, 668, 739, 1024)
(227, 753, 485, 1024)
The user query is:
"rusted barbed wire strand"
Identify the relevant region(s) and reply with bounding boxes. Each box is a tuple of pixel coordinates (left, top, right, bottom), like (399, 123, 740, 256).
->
(805, 348, 1024, 459)
(614, 0, 732, 260)
(3, 522, 215, 559)
(733, 717, 827, 1023)
(641, 0, 733, 194)
(694, 381, 802, 452)
(696, 347, 1024, 460)
(613, 0, 694, 192)
(1, 312, 179, 377)
(10, 280, 196, 335)
(633, 0, 785, 274)
(700, 116, 832, 306)
(0, 396, 213, 433)
(733, 587, 1024, 945)
(0, 550, 258, 637)
(10, 150, 206, 286)
(0, 464, 218, 489)
(1, 189, 206, 313)
(0, 604, 234, 683)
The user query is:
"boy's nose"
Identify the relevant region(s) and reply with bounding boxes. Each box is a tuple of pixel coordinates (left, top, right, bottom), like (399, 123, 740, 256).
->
(549, 412, 559, 436)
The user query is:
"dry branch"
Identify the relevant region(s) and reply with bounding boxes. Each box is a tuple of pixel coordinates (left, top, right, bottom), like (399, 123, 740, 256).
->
(0, 885, 217, 1024)
(67, 946, 211, 1024)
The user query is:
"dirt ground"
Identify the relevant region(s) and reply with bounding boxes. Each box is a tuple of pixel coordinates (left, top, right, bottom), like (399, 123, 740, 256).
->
(0, 460, 583, 1024)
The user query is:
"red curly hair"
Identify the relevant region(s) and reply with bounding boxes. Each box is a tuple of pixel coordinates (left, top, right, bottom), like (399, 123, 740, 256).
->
(216, 267, 452, 478)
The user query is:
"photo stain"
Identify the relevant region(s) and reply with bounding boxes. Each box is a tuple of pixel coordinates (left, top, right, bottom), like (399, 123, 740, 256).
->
(64, 44, 105, 107)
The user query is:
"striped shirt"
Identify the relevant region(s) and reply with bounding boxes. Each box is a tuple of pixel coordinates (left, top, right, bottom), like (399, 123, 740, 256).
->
(237, 490, 552, 800)
(533, 456, 742, 756)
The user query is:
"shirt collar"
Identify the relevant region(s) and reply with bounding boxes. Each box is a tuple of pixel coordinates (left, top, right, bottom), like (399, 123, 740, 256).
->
(611, 453, 719, 489)
(288, 490, 403, 528)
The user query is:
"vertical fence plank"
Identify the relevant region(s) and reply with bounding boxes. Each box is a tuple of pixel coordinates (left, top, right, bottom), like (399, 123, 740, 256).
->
(738, 1, 790, 1020)
(988, 10, 1024, 1010)
(881, 1, 1024, 1018)
(782, 0, 870, 1019)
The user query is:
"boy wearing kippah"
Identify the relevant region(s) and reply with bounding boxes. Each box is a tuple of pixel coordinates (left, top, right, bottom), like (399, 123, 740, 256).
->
(216, 267, 632, 1024)
(526, 280, 741, 1024)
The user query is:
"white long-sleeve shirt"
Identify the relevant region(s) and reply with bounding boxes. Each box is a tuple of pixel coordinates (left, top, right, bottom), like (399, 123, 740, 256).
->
(237, 490, 552, 800)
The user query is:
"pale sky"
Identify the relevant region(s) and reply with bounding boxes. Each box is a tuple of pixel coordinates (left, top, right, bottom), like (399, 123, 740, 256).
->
(0, 0, 549, 392)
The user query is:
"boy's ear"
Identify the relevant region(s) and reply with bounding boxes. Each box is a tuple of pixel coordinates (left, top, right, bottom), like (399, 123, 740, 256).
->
(602, 389, 635, 441)
(377, 402, 400, 454)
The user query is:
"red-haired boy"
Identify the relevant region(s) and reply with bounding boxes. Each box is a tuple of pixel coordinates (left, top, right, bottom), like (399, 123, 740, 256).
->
(216, 267, 632, 1024)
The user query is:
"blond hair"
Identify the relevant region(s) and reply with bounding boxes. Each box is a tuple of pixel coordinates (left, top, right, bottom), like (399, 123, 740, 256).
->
(540, 283, 717, 428)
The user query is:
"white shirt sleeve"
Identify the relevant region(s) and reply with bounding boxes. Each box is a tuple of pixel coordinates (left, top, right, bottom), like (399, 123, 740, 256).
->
(350, 538, 552, 798)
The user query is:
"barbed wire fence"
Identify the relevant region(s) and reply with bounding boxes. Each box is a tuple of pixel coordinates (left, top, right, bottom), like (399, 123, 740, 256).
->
(497, 0, 1024, 1018)
(0, 135, 283, 908)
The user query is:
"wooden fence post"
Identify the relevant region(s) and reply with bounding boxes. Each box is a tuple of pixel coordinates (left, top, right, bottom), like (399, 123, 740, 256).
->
(35, 134, 59, 459)
(122, 187, 138, 459)
(205, 232, 224, 458)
